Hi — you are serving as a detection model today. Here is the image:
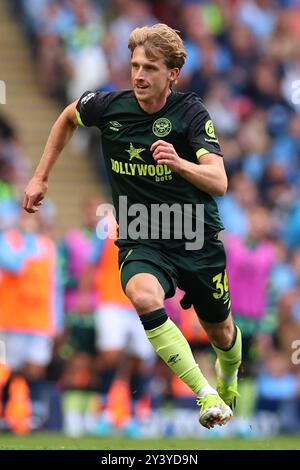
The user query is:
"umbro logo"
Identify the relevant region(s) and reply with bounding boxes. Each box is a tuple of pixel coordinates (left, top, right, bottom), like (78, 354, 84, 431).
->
(109, 121, 123, 131)
(167, 354, 181, 365)
(82, 92, 96, 105)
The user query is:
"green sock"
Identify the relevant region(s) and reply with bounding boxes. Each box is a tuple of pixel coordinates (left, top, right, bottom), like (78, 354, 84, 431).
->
(146, 318, 208, 394)
(212, 325, 242, 382)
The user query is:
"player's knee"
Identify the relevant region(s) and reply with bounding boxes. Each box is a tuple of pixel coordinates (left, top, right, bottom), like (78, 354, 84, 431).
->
(126, 286, 162, 314)
(207, 324, 234, 350)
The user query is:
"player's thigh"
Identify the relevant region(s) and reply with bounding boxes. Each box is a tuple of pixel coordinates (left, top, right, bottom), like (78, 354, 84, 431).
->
(125, 272, 165, 306)
(180, 238, 231, 323)
(182, 269, 231, 323)
(95, 303, 130, 351)
(119, 245, 177, 298)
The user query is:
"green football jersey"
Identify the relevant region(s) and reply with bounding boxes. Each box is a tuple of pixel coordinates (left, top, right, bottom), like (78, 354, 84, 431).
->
(76, 90, 224, 248)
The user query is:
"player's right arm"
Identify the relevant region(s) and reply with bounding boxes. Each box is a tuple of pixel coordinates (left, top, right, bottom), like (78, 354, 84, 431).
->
(23, 100, 79, 213)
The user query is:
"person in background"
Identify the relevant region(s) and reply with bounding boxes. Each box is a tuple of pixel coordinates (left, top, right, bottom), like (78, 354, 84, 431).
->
(0, 209, 63, 433)
(58, 196, 101, 436)
(225, 205, 277, 425)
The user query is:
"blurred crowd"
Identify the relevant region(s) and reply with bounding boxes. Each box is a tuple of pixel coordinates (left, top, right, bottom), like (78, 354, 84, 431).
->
(1, 0, 300, 438)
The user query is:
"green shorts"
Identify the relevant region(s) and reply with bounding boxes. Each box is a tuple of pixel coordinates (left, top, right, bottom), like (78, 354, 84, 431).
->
(118, 236, 231, 324)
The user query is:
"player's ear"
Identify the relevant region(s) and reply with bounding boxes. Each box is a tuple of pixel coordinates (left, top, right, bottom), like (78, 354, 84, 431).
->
(169, 68, 180, 82)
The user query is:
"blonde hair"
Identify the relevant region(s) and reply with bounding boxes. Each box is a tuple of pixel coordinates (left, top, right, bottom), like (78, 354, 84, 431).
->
(128, 23, 187, 70)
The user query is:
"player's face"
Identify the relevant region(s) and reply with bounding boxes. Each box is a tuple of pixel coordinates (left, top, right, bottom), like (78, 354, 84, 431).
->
(131, 46, 179, 111)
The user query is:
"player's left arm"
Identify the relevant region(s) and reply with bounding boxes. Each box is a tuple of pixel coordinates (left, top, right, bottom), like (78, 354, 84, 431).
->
(151, 140, 227, 196)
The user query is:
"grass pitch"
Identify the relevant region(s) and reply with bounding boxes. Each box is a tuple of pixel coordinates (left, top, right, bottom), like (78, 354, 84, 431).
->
(0, 434, 299, 450)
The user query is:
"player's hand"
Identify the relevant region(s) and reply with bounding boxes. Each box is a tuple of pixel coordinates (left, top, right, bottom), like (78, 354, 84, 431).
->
(151, 140, 183, 172)
(23, 176, 48, 213)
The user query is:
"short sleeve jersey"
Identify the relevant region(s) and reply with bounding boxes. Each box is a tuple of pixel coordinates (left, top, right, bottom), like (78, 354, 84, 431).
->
(76, 90, 224, 248)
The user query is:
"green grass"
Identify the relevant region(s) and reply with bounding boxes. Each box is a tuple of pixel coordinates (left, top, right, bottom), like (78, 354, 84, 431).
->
(0, 434, 299, 450)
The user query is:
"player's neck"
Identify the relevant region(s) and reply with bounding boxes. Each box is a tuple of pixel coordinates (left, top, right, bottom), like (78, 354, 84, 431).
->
(137, 89, 172, 114)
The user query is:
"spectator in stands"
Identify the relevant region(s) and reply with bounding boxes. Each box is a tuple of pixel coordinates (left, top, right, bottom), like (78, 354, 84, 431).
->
(59, 196, 101, 436)
(256, 349, 300, 433)
(0, 114, 29, 229)
(0, 209, 63, 433)
(225, 205, 277, 423)
(63, 0, 109, 101)
(277, 280, 300, 361)
(104, 0, 158, 90)
(218, 172, 258, 237)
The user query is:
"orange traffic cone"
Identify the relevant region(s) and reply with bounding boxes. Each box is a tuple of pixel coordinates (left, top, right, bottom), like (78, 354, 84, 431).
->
(106, 379, 131, 427)
(4, 375, 32, 434)
(0, 364, 11, 416)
